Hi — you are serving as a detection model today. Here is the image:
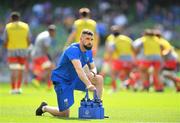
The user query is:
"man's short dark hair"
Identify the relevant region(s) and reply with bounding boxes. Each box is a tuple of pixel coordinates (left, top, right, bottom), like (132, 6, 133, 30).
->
(79, 8, 90, 17)
(143, 29, 154, 36)
(48, 24, 56, 31)
(10, 12, 20, 21)
(81, 29, 94, 36)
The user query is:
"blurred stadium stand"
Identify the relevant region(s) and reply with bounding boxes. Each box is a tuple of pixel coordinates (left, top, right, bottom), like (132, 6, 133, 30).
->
(0, 0, 180, 81)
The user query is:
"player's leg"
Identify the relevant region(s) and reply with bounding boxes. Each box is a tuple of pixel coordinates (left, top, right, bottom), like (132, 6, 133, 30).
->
(33, 56, 53, 89)
(110, 60, 122, 91)
(163, 60, 180, 91)
(8, 57, 22, 93)
(10, 69, 17, 93)
(23, 60, 29, 85)
(36, 81, 74, 117)
(162, 69, 180, 92)
(43, 106, 69, 117)
(124, 62, 137, 90)
(8, 57, 16, 93)
(139, 60, 150, 90)
(16, 69, 23, 92)
(31, 57, 44, 87)
(9, 64, 24, 94)
(99, 60, 111, 77)
(15, 57, 27, 93)
(111, 69, 118, 91)
(169, 76, 180, 92)
(90, 74, 104, 99)
(42, 67, 52, 89)
(153, 61, 164, 91)
(36, 101, 69, 117)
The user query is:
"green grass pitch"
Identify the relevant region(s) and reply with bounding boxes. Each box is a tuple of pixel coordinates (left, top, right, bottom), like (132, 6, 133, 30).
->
(0, 83, 180, 123)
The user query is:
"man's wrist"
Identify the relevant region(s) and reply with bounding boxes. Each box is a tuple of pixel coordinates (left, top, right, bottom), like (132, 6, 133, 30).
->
(86, 84, 93, 89)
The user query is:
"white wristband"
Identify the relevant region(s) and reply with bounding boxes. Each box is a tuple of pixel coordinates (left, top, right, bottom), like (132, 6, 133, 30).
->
(90, 71, 96, 77)
(91, 67, 97, 74)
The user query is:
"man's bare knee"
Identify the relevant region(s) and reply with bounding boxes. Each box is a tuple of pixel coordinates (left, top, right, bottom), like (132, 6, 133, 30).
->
(96, 75, 104, 85)
(60, 110, 70, 117)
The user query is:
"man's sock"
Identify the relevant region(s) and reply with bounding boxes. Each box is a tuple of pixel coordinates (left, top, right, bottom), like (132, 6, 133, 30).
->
(11, 81, 16, 90)
(153, 75, 163, 91)
(47, 80, 52, 89)
(17, 73, 22, 89)
(111, 80, 117, 90)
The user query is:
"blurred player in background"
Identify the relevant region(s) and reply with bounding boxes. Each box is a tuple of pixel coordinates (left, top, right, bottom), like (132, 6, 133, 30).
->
(109, 26, 134, 91)
(153, 29, 180, 92)
(3, 12, 31, 94)
(100, 25, 119, 77)
(133, 29, 164, 91)
(31, 25, 56, 89)
(35, 29, 103, 117)
(65, 7, 99, 56)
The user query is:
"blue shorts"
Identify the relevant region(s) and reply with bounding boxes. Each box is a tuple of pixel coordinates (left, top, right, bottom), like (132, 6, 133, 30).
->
(53, 77, 86, 111)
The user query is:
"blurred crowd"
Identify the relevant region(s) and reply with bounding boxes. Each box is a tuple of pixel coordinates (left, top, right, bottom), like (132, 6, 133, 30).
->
(0, 0, 180, 92)
(0, 0, 180, 43)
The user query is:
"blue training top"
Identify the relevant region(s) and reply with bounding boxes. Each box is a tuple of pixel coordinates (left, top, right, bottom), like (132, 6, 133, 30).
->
(51, 43, 93, 83)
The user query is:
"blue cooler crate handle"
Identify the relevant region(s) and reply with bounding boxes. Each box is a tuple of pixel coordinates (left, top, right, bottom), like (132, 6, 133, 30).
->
(79, 89, 109, 119)
(93, 90, 102, 103)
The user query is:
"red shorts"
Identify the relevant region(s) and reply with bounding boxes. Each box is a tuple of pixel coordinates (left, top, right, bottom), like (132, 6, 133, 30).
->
(137, 60, 161, 69)
(32, 56, 52, 75)
(112, 60, 133, 71)
(7, 56, 27, 64)
(164, 60, 177, 70)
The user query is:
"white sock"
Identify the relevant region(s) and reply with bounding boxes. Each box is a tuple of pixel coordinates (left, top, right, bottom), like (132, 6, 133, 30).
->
(42, 106, 46, 112)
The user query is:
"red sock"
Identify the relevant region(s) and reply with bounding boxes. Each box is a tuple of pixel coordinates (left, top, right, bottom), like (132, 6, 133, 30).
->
(153, 75, 163, 90)
(11, 73, 16, 90)
(17, 81, 21, 89)
(11, 81, 16, 90)
(47, 79, 52, 89)
(111, 80, 117, 90)
(17, 73, 22, 89)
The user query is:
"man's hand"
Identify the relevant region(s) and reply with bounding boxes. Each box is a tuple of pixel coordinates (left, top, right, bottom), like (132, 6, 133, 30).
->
(86, 84, 96, 91)
(162, 49, 170, 56)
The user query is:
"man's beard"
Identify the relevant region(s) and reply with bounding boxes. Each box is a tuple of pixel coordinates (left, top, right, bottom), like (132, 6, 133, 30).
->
(83, 44, 92, 50)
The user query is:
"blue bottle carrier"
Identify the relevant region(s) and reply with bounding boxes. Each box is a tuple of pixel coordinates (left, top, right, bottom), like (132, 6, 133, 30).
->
(78, 90, 104, 119)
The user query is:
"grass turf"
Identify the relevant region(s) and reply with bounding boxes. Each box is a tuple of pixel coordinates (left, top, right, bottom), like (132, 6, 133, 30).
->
(0, 83, 180, 123)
